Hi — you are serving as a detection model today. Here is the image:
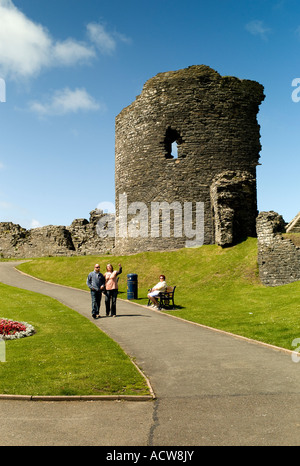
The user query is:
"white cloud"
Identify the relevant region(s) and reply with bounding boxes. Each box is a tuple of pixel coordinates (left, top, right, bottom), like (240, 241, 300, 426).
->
(52, 39, 95, 66)
(86, 22, 131, 55)
(0, 1, 131, 80)
(29, 87, 101, 116)
(0, 162, 5, 170)
(0, 0, 94, 79)
(30, 219, 43, 229)
(97, 201, 115, 214)
(245, 20, 272, 40)
(87, 22, 117, 55)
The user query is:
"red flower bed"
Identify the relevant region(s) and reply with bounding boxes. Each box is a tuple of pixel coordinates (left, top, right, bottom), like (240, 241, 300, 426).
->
(0, 318, 27, 336)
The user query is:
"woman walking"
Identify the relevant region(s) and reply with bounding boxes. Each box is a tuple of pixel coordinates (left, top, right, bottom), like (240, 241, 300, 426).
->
(104, 263, 122, 317)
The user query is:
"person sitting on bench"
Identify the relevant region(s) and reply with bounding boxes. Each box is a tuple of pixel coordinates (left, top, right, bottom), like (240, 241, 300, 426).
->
(147, 275, 167, 309)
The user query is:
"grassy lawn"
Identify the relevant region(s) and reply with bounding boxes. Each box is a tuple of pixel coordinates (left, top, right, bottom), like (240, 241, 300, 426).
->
(0, 283, 150, 396)
(17, 237, 300, 351)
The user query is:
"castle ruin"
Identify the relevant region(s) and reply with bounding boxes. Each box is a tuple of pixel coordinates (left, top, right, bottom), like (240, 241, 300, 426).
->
(2, 64, 298, 288)
(115, 65, 265, 254)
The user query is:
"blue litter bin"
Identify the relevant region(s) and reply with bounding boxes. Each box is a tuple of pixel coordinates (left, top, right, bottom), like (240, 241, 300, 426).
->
(127, 274, 138, 299)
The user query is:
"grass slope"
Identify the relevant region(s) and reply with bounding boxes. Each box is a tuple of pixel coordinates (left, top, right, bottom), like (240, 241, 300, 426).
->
(17, 238, 300, 351)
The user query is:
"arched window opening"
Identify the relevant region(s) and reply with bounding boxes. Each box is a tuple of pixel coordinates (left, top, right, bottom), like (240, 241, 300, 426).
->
(164, 127, 185, 159)
(171, 141, 178, 159)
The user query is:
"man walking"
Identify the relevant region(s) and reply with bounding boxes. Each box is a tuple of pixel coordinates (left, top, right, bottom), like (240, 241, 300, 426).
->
(86, 264, 105, 319)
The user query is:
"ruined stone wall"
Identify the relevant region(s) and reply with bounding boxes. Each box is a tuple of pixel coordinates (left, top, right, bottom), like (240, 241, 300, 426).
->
(0, 209, 115, 258)
(210, 170, 257, 247)
(257, 211, 300, 286)
(115, 65, 264, 254)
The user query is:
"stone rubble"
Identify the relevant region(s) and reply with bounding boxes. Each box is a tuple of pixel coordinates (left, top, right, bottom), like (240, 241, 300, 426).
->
(0, 209, 115, 258)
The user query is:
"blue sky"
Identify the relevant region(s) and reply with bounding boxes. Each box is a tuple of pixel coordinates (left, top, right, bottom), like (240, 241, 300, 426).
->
(0, 0, 299, 229)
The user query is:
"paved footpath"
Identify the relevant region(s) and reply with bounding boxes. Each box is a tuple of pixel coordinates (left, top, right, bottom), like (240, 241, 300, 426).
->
(1, 261, 300, 446)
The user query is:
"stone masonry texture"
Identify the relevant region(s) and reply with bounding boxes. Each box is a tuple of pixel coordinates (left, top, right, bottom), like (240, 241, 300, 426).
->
(257, 211, 300, 286)
(0, 209, 115, 258)
(115, 65, 265, 254)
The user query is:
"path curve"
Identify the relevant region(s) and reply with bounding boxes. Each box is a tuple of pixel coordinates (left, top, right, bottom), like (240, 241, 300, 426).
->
(1, 261, 300, 446)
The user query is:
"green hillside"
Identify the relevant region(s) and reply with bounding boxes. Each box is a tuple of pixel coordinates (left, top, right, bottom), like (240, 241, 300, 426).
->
(17, 237, 300, 351)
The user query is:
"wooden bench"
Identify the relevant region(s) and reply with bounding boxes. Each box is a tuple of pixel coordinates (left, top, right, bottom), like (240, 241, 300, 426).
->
(147, 286, 176, 310)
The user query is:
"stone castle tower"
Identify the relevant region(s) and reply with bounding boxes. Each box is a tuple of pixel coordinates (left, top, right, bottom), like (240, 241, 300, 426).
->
(115, 65, 265, 254)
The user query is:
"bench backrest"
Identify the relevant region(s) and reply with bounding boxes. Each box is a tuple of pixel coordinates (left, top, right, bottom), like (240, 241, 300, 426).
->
(165, 286, 175, 294)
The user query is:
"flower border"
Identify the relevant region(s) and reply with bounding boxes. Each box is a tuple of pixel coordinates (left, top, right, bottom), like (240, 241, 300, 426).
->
(0, 318, 35, 341)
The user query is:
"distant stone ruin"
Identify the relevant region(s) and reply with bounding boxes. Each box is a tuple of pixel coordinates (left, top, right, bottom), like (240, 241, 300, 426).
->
(115, 65, 265, 254)
(257, 211, 300, 286)
(0, 209, 115, 258)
